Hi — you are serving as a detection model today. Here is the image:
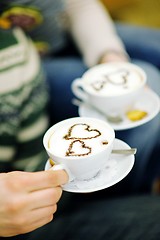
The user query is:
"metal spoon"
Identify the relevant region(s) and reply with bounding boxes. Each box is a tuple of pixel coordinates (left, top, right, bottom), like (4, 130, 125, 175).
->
(72, 98, 123, 124)
(112, 148, 137, 155)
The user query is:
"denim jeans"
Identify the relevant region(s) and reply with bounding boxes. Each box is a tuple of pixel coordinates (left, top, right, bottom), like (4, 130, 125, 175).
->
(116, 23, 160, 69)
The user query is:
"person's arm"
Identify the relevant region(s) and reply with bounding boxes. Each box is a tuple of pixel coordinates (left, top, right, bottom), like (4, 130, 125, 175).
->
(65, 0, 129, 67)
(0, 169, 68, 237)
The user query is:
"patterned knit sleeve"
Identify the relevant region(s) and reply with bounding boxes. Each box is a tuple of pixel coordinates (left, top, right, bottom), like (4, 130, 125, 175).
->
(0, 28, 49, 172)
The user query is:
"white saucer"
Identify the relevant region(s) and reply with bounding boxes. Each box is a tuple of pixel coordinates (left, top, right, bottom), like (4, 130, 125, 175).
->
(45, 139, 135, 193)
(78, 87, 160, 131)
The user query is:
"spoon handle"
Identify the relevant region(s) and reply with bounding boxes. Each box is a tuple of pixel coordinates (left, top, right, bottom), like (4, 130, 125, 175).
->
(72, 98, 123, 123)
(112, 148, 137, 155)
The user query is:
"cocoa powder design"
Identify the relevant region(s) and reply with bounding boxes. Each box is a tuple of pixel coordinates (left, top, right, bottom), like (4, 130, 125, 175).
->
(64, 123, 101, 140)
(65, 140, 92, 157)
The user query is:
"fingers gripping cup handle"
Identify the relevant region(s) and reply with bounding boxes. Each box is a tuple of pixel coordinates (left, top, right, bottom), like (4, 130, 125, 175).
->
(50, 163, 75, 182)
(71, 78, 89, 102)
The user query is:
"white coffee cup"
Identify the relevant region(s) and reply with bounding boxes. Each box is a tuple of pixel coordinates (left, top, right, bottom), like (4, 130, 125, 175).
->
(43, 117, 115, 181)
(71, 62, 147, 117)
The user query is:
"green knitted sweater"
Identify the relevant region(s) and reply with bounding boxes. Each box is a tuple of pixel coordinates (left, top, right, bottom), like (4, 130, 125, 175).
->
(0, 27, 49, 172)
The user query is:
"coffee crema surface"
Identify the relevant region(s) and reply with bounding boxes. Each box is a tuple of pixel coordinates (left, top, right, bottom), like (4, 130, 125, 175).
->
(48, 122, 111, 158)
(83, 64, 144, 96)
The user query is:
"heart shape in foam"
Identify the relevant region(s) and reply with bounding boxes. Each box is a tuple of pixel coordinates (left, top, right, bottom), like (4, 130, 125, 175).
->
(91, 79, 106, 91)
(91, 69, 130, 92)
(64, 123, 101, 140)
(66, 140, 92, 157)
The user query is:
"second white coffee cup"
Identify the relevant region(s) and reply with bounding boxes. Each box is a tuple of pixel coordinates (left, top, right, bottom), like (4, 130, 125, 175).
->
(71, 62, 147, 117)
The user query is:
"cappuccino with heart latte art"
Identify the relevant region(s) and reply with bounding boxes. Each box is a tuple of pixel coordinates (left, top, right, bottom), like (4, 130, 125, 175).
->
(48, 121, 111, 158)
(43, 117, 115, 181)
(71, 62, 147, 117)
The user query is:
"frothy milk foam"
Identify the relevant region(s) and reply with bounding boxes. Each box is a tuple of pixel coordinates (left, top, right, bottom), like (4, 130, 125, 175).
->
(48, 120, 112, 158)
(83, 64, 144, 96)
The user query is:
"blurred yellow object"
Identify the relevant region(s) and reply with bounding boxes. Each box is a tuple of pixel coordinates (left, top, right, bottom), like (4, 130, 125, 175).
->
(101, 0, 137, 12)
(34, 41, 50, 55)
(0, 18, 11, 29)
(49, 158, 55, 167)
(101, 0, 160, 28)
(126, 110, 148, 121)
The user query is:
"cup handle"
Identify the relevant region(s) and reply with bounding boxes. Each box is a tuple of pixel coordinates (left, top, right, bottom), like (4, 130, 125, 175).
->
(71, 78, 89, 102)
(50, 163, 75, 182)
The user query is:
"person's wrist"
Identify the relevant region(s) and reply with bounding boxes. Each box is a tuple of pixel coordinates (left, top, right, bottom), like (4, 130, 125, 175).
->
(98, 50, 130, 64)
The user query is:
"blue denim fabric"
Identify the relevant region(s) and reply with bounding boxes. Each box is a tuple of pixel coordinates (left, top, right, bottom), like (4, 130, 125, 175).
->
(116, 23, 160, 69)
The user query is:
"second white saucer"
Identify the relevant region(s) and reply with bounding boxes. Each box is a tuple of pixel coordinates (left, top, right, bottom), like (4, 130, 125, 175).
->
(78, 87, 160, 131)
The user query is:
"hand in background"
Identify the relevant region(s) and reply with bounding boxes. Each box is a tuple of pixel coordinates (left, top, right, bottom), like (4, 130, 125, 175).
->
(99, 51, 129, 64)
(0, 170, 68, 237)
